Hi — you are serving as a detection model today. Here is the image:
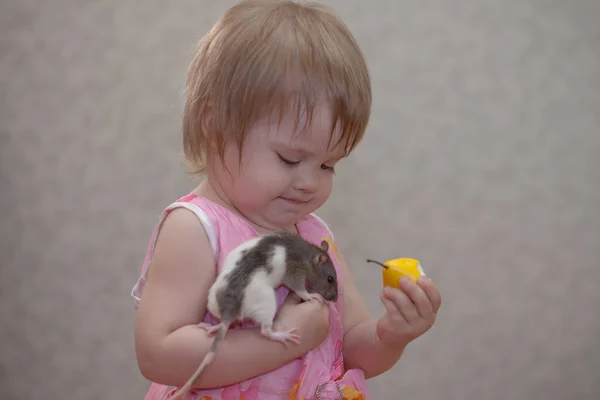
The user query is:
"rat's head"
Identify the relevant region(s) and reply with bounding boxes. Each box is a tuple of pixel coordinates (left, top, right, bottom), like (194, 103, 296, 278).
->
(306, 240, 339, 302)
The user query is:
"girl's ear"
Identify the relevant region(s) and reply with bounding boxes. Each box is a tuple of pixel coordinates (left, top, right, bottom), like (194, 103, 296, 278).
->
(200, 105, 216, 141)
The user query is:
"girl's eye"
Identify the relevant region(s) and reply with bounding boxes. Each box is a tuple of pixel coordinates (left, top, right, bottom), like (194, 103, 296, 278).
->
(278, 154, 300, 167)
(321, 164, 335, 173)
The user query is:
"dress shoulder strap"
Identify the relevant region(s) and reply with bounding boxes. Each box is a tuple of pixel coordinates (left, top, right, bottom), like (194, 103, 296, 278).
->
(309, 212, 335, 241)
(164, 201, 220, 259)
(130, 196, 219, 307)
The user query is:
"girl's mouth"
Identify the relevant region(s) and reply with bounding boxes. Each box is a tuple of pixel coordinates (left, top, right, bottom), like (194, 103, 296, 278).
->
(280, 196, 310, 205)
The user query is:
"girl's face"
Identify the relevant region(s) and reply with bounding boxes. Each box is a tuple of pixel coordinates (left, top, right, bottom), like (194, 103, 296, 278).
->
(208, 104, 346, 232)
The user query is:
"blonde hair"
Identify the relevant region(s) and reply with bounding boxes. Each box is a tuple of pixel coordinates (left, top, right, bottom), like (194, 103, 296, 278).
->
(182, 0, 372, 175)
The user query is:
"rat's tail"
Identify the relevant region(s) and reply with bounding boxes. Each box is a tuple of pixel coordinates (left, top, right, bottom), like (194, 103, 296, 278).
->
(169, 321, 230, 400)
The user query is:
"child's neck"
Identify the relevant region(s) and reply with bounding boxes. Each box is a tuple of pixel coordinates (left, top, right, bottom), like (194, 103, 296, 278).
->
(192, 179, 299, 236)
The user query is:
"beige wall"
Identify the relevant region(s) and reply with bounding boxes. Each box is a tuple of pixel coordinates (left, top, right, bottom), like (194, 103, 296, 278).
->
(1, 0, 599, 399)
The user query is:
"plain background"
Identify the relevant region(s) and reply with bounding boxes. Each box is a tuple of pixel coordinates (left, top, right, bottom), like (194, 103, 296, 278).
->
(1, 0, 599, 399)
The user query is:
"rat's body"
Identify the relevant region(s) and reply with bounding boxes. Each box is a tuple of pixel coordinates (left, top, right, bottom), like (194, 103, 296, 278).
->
(170, 230, 339, 400)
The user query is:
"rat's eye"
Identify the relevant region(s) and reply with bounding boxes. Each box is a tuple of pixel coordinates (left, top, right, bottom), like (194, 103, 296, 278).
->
(327, 276, 334, 284)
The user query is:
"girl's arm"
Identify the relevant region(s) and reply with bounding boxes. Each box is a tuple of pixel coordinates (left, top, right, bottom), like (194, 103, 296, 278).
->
(336, 251, 406, 378)
(338, 248, 441, 378)
(134, 208, 329, 389)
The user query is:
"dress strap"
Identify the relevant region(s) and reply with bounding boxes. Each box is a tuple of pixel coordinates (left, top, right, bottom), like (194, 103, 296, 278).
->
(309, 213, 335, 241)
(130, 199, 219, 306)
(165, 201, 220, 259)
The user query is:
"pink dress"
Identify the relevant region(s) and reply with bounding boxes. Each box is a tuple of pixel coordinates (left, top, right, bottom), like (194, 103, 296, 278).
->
(131, 193, 370, 400)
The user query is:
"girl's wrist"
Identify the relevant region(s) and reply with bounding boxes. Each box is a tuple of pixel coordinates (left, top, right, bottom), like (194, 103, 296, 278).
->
(273, 299, 329, 352)
(375, 318, 411, 351)
(299, 301, 330, 349)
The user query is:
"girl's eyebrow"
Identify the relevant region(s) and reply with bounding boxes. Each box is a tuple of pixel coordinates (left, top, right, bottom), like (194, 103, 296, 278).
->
(272, 141, 313, 155)
(285, 146, 313, 156)
(282, 145, 346, 160)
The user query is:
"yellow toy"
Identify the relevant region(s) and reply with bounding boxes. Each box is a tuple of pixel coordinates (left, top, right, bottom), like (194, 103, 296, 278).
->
(367, 258, 426, 288)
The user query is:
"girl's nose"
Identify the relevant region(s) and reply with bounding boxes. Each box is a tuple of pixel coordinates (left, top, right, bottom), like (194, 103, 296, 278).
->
(293, 169, 319, 194)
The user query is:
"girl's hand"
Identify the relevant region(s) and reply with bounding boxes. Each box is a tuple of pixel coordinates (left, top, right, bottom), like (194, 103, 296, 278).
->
(376, 276, 442, 348)
(274, 292, 330, 349)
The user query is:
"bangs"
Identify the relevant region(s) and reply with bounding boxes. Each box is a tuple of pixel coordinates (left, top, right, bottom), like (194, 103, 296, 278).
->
(183, 0, 371, 174)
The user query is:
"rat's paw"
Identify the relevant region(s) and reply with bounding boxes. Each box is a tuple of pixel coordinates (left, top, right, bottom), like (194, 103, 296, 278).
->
(306, 293, 325, 304)
(197, 322, 212, 331)
(297, 290, 325, 304)
(261, 327, 301, 347)
(197, 322, 221, 337)
(283, 328, 301, 345)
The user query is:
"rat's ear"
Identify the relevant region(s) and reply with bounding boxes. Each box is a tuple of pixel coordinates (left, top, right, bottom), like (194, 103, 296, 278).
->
(320, 240, 329, 253)
(313, 253, 328, 267)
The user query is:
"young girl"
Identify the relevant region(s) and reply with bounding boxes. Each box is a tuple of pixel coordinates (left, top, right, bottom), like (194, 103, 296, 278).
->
(131, 1, 442, 399)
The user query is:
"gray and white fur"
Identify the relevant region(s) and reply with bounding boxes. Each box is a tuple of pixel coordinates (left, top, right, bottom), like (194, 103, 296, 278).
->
(170, 230, 339, 399)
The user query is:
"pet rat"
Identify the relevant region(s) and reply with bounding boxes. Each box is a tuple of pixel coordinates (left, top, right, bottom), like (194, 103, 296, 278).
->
(169, 229, 339, 400)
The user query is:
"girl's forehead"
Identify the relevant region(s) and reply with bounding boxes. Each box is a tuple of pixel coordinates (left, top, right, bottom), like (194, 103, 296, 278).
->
(266, 105, 341, 137)
(263, 102, 333, 130)
(267, 117, 346, 155)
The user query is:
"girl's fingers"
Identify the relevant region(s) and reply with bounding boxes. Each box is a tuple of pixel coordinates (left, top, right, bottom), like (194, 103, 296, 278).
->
(380, 292, 404, 322)
(399, 277, 433, 319)
(417, 276, 442, 314)
(383, 286, 420, 324)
